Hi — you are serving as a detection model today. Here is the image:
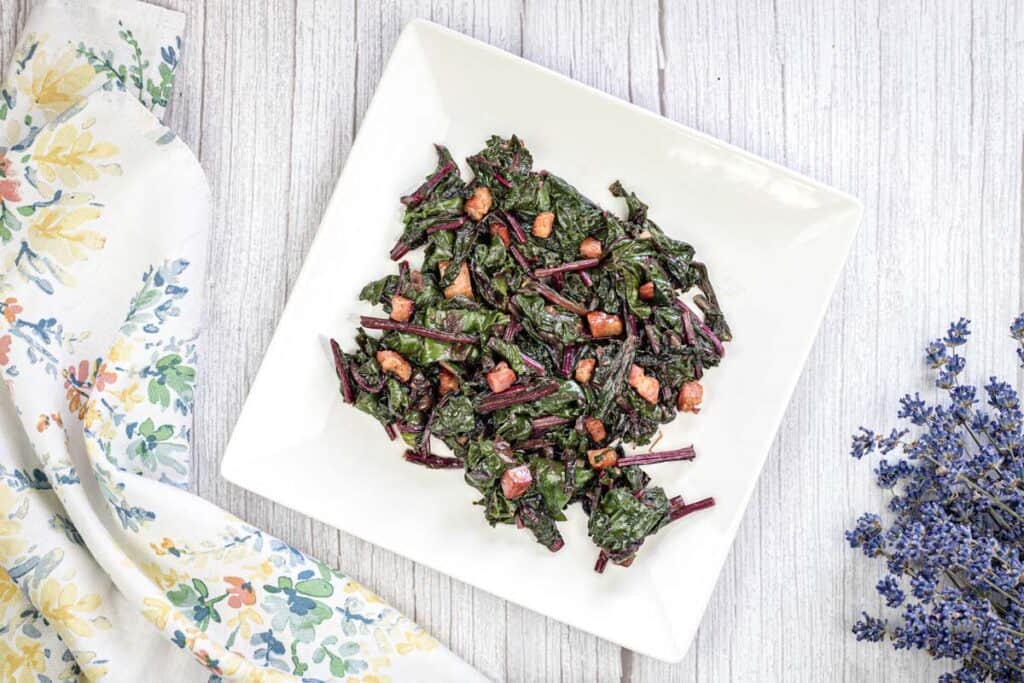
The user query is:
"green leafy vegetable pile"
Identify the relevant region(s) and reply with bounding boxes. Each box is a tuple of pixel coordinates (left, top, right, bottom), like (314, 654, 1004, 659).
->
(330, 136, 731, 570)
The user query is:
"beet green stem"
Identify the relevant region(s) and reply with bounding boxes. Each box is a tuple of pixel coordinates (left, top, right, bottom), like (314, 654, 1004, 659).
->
(403, 450, 464, 469)
(478, 382, 560, 414)
(669, 496, 715, 522)
(360, 316, 477, 344)
(400, 160, 455, 208)
(534, 259, 600, 278)
(426, 216, 468, 234)
(676, 300, 725, 357)
(616, 446, 696, 467)
(528, 281, 588, 316)
(329, 338, 354, 403)
(504, 211, 527, 243)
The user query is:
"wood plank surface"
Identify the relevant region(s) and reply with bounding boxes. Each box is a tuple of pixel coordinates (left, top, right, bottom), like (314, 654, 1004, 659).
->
(4, 0, 1023, 680)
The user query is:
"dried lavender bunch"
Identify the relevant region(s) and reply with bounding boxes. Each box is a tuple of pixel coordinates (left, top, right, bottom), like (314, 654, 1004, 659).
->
(847, 316, 1024, 682)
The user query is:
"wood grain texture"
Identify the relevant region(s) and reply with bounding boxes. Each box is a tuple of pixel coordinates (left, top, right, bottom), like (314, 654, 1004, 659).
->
(5, 0, 1024, 680)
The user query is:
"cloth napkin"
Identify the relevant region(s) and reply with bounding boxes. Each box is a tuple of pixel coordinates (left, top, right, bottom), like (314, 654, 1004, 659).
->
(0, 1, 484, 681)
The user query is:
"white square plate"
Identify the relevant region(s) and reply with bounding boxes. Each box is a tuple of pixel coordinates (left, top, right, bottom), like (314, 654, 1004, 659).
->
(221, 20, 861, 662)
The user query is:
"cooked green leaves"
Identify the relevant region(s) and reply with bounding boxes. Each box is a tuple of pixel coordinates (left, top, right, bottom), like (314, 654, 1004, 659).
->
(332, 136, 730, 570)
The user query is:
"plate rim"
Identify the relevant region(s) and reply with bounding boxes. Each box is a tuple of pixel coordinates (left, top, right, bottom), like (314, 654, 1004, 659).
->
(220, 17, 864, 662)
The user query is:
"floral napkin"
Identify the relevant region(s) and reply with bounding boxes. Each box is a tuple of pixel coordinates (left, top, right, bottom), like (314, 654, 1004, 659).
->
(0, 1, 483, 681)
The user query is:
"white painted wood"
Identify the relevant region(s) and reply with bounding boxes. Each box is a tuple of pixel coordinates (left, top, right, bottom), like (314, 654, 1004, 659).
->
(5, 0, 1023, 680)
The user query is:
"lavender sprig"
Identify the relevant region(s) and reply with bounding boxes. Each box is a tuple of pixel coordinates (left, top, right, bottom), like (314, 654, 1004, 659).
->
(847, 316, 1024, 681)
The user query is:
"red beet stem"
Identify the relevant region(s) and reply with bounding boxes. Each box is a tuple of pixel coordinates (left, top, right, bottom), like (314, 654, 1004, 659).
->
(401, 160, 455, 207)
(644, 324, 661, 355)
(669, 496, 716, 522)
(534, 258, 600, 278)
(349, 361, 385, 394)
(530, 281, 588, 316)
(504, 211, 527, 243)
(594, 551, 609, 573)
(512, 437, 553, 451)
(384, 423, 397, 441)
(426, 216, 468, 234)
(616, 446, 696, 467)
(520, 351, 547, 374)
(579, 270, 594, 287)
(403, 450, 464, 469)
(487, 337, 545, 375)
(389, 240, 411, 261)
(676, 300, 724, 357)
(360, 316, 477, 344)
(329, 338, 354, 403)
(478, 382, 560, 413)
(493, 171, 512, 188)
(560, 346, 577, 377)
(503, 318, 521, 341)
(680, 305, 696, 346)
(531, 416, 571, 433)
(509, 245, 532, 273)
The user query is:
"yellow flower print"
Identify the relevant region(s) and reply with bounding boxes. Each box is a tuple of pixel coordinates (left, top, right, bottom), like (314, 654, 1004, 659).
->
(96, 417, 117, 441)
(32, 123, 119, 187)
(0, 573, 19, 602)
(142, 596, 173, 630)
(226, 607, 264, 640)
(150, 537, 184, 557)
(243, 559, 274, 582)
(140, 561, 187, 592)
(82, 403, 102, 430)
(243, 667, 295, 683)
(16, 48, 95, 114)
(38, 577, 104, 638)
(65, 650, 109, 681)
(0, 485, 26, 563)
(28, 201, 104, 266)
(346, 676, 391, 683)
(0, 571, 20, 607)
(0, 636, 46, 683)
(343, 581, 385, 604)
(109, 380, 142, 412)
(243, 667, 296, 683)
(107, 337, 133, 362)
(394, 629, 438, 656)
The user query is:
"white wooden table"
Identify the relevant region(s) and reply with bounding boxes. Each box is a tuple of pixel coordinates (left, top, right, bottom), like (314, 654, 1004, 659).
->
(4, 1, 1022, 680)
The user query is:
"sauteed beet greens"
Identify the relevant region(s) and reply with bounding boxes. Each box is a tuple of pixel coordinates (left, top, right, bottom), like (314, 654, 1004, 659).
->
(329, 136, 731, 570)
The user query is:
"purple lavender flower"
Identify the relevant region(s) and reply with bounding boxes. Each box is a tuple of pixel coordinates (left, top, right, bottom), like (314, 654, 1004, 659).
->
(853, 612, 888, 642)
(1010, 313, 1024, 341)
(944, 318, 971, 346)
(927, 340, 948, 368)
(851, 427, 876, 460)
(877, 575, 906, 608)
(847, 315, 1024, 681)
